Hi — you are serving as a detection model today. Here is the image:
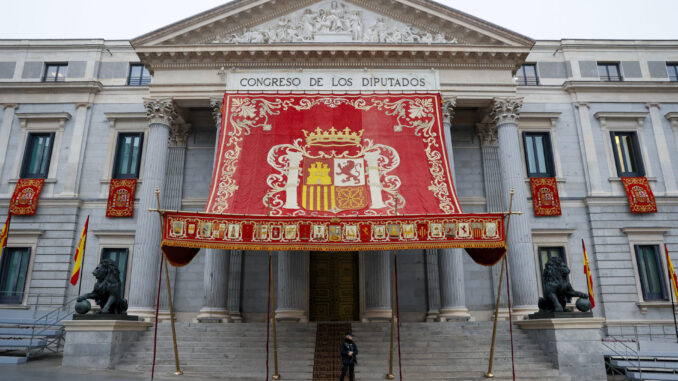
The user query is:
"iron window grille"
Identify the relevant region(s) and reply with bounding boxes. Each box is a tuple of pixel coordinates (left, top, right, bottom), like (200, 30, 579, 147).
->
(43, 63, 68, 82)
(634, 245, 668, 301)
(20, 132, 55, 179)
(112, 132, 144, 179)
(522, 131, 555, 178)
(610, 131, 645, 177)
(516, 64, 539, 86)
(598, 63, 623, 82)
(127, 64, 151, 86)
(667, 63, 678, 82)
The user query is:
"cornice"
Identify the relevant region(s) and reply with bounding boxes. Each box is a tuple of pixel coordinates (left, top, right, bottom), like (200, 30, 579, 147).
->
(0, 81, 103, 94)
(562, 81, 678, 94)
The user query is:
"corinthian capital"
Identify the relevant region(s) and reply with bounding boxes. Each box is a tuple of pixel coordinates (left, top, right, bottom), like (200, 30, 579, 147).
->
(442, 97, 457, 125)
(144, 98, 177, 126)
(490, 97, 523, 125)
(210, 97, 223, 126)
(169, 124, 192, 147)
(476, 123, 499, 146)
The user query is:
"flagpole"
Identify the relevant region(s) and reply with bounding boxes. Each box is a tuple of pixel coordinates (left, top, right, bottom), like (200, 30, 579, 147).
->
(665, 244, 678, 343)
(77, 216, 89, 297)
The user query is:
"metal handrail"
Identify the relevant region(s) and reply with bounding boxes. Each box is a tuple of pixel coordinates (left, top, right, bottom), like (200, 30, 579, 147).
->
(23, 295, 78, 359)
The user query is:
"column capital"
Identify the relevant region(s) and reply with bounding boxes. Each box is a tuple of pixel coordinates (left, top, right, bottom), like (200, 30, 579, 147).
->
(3, 103, 18, 110)
(144, 97, 178, 126)
(442, 97, 457, 125)
(646, 102, 661, 110)
(169, 123, 192, 147)
(476, 122, 499, 146)
(74, 102, 91, 110)
(490, 97, 523, 126)
(210, 97, 223, 125)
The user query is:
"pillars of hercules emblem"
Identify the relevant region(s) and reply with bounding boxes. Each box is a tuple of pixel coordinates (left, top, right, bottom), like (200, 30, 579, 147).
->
(283, 152, 303, 209)
(197, 98, 231, 322)
(362, 251, 392, 321)
(128, 98, 176, 319)
(436, 97, 471, 321)
(364, 151, 386, 209)
(477, 122, 508, 320)
(276, 251, 309, 322)
(492, 97, 539, 315)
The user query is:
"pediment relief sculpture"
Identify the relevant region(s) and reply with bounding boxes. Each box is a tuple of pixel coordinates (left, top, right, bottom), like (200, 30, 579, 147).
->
(211, 0, 458, 45)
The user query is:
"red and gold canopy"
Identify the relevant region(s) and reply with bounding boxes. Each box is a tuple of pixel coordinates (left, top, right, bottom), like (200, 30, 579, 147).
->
(161, 93, 505, 266)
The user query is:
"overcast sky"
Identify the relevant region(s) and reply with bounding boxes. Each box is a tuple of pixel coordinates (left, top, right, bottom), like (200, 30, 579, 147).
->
(1, 0, 675, 41)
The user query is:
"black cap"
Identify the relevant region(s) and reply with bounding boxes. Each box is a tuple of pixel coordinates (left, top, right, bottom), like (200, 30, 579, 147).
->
(345, 332, 353, 336)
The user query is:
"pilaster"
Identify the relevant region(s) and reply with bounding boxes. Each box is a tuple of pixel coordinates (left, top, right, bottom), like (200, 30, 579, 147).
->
(491, 97, 539, 316)
(59, 102, 91, 197)
(647, 103, 678, 195)
(0, 104, 18, 181)
(574, 103, 605, 196)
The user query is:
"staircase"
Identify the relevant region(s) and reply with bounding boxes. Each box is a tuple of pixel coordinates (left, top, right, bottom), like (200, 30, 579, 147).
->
(0, 308, 70, 364)
(116, 320, 571, 380)
(604, 339, 678, 380)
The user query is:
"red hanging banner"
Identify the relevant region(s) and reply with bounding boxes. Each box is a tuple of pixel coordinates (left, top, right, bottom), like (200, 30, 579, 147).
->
(529, 177, 562, 216)
(10, 178, 44, 216)
(621, 177, 657, 214)
(106, 179, 137, 218)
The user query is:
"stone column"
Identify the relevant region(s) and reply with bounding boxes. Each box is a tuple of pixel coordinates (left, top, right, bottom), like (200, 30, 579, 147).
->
(574, 103, 604, 196)
(477, 122, 509, 319)
(424, 249, 440, 322)
(158, 123, 191, 318)
(128, 98, 177, 319)
(647, 103, 678, 195)
(60, 102, 91, 197)
(436, 97, 471, 321)
(197, 98, 231, 322)
(276, 251, 309, 322)
(227, 250, 244, 322)
(362, 251, 392, 321)
(492, 98, 539, 315)
(0, 104, 18, 180)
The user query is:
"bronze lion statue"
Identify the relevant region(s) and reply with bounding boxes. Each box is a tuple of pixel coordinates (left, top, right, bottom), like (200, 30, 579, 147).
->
(76, 259, 128, 314)
(538, 256, 589, 312)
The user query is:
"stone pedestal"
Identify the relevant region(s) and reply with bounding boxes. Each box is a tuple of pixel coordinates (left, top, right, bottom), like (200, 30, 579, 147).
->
(517, 318, 606, 381)
(61, 320, 152, 370)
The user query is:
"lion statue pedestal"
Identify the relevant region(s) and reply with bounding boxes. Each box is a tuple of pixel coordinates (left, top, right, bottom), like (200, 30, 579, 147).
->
(73, 259, 138, 321)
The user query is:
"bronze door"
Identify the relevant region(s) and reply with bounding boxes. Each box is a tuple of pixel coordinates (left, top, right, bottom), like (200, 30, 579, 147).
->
(309, 252, 359, 321)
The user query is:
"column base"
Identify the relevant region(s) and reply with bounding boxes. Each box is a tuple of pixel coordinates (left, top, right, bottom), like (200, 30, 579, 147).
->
(195, 308, 230, 323)
(126, 307, 158, 322)
(425, 310, 440, 322)
(275, 309, 308, 322)
(361, 309, 392, 322)
(511, 305, 539, 320)
(492, 307, 510, 321)
(438, 307, 472, 321)
(229, 312, 243, 323)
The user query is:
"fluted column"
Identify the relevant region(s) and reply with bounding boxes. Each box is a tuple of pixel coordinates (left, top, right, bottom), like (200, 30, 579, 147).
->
(362, 251, 392, 321)
(128, 98, 176, 319)
(198, 98, 231, 322)
(424, 249, 440, 322)
(227, 251, 244, 322)
(437, 97, 470, 321)
(276, 251, 309, 322)
(492, 98, 539, 315)
(477, 122, 509, 319)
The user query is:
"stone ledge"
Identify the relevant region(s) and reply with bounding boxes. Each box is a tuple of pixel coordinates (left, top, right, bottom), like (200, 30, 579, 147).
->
(61, 319, 152, 332)
(516, 317, 605, 330)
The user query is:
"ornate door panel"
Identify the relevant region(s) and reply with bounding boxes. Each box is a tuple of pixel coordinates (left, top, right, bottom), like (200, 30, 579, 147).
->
(310, 252, 358, 321)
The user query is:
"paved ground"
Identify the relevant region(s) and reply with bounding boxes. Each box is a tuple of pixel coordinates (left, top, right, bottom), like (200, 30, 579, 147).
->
(0, 354, 202, 381)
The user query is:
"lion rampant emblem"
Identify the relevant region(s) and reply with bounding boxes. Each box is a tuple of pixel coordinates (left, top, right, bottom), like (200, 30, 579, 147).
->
(538, 256, 589, 312)
(76, 259, 128, 314)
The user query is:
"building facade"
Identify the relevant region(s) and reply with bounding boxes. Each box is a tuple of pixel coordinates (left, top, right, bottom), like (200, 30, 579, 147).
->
(1, 0, 677, 341)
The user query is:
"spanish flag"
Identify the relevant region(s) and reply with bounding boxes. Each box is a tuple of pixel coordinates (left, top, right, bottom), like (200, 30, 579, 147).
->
(70, 216, 89, 286)
(665, 244, 678, 300)
(0, 212, 10, 260)
(582, 239, 596, 309)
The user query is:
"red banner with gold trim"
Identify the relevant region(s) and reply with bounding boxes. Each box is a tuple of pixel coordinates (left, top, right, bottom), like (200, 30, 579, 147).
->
(529, 177, 561, 216)
(621, 177, 657, 213)
(10, 179, 44, 216)
(106, 179, 137, 218)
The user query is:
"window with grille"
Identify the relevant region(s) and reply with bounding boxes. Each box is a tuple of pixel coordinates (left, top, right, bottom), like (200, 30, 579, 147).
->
(667, 63, 678, 82)
(635, 245, 668, 301)
(43, 63, 68, 82)
(598, 63, 623, 82)
(127, 64, 151, 86)
(523, 132, 555, 177)
(21, 132, 55, 179)
(610, 131, 644, 177)
(112, 133, 143, 179)
(0, 247, 31, 304)
(516, 64, 539, 86)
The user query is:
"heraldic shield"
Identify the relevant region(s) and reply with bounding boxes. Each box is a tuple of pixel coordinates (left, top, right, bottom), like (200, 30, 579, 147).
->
(301, 157, 368, 212)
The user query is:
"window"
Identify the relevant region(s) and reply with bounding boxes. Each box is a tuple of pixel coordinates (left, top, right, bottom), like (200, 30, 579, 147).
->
(127, 64, 151, 86)
(516, 64, 539, 86)
(20, 132, 55, 178)
(112, 133, 144, 179)
(610, 131, 644, 177)
(523, 132, 555, 177)
(43, 63, 68, 82)
(635, 245, 668, 301)
(598, 63, 622, 82)
(667, 63, 678, 82)
(537, 246, 567, 289)
(0, 248, 31, 304)
(100, 248, 129, 293)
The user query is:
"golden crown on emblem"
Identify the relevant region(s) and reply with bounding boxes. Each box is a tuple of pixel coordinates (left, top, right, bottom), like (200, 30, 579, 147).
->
(303, 127, 363, 146)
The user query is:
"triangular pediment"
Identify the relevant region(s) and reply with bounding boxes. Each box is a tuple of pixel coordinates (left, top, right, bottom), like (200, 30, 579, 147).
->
(133, 0, 533, 48)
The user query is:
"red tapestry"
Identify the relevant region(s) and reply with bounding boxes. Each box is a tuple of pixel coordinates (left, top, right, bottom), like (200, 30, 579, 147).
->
(621, 177, 657, 213)
(106, 179, 137, 218)
(161, 211, 506, 266)
(530, 177, 562, 216)
(206, 93, 462, 217)
(10, 178, 45, 216)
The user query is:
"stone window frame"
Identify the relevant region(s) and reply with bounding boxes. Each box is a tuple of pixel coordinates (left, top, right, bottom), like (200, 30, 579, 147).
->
(92, 230, 135, 300)
(0, 230, 44, 308)
(517, 112, 565, 191)
(100, 113, 148, 198)
(531, 229, 575, 297)
(621, 227, 675, 314)
(10, 113, 70, 195)
(594, 112, 655, 190)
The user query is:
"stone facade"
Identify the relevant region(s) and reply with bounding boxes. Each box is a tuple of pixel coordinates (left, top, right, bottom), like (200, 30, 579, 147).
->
(0, 0, 677, 346)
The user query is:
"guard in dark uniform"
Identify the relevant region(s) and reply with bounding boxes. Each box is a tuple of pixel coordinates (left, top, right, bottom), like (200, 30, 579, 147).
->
(340, 331, 358, 381)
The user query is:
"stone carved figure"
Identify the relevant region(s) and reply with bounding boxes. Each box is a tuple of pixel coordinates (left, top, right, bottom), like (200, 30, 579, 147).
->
(75, 259, 128, 314)
(212, 0, 458, 44)
(538, 257, 590, 313)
